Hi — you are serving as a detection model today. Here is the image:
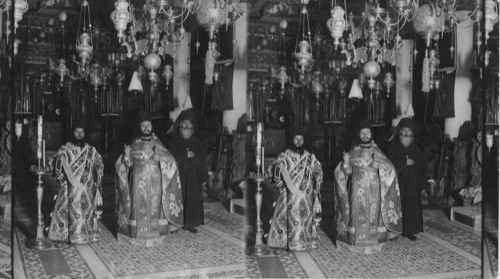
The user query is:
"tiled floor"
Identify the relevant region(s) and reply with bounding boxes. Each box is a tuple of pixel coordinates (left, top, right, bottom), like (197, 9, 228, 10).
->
(11, 176, 491, 278)
(0, 219, 12, 278)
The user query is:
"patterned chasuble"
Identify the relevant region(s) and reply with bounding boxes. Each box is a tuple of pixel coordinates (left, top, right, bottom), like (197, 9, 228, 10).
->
(48, 142, 104, 244)
(334, 143, 402, 252)
(115, 135, 183, 246)
(267, 150, 323, 251)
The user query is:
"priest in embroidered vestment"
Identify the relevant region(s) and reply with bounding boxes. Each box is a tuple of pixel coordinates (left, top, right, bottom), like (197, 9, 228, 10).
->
(266, 126, 323, 251)
(48, 119, 104, 244)
(334, 119, 402, 253)
(115, 113, 183, 247)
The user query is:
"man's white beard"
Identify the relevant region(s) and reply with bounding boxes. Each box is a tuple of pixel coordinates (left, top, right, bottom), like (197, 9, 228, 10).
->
(180, 130, 193, 140)
(400, 137, 412, 147)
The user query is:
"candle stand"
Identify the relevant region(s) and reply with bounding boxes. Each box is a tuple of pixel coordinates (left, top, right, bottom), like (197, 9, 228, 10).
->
(248, 172, 271, 256)
(27, 163, 53, 250)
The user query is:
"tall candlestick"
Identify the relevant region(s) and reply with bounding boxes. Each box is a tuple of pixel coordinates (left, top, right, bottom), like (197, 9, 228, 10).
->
(256, 123, 263, 172)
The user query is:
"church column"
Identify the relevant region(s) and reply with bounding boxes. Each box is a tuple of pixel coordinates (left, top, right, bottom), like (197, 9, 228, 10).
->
(169, 32, 193, 121)
(222, 3, 248, 133)
(444, 14, 473, 139)
(393, 39, 414, 127)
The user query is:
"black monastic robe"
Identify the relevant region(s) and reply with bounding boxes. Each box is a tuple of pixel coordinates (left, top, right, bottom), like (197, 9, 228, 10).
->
(169, 134, 208, 227)
(388, 142, 424, 235)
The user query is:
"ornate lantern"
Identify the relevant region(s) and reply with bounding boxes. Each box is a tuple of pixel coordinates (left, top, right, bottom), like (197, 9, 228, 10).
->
(56, 59, 69, 85)
(90, 64, 103, 102)
(363, 61, 381, 89)
(413, 3, 445, 47)
(326, 6, 347, 49)
(162, 65, 173, 89)
(383, 72, 394, 96)
(195, 0, 229, 40)
(311, 71, 324, 109)
(295, 40, 312, 73)
(144, 53, 162, 84)
(485, 0, 499, 42)
(76, 32, 93, 65)
(277, 66, 289, 94)
(110, 0, 133, 42)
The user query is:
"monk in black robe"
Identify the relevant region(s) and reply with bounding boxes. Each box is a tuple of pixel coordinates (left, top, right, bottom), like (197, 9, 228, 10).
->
(169, 110, 208, 233)
(387, 118, 424, 241)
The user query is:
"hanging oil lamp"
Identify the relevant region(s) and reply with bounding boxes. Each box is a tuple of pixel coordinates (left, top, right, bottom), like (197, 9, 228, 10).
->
(326, 5, 346, 49)
(111, 0, 133, 42)
(383, 72, 394, 96)
(162, 64, 173, 89)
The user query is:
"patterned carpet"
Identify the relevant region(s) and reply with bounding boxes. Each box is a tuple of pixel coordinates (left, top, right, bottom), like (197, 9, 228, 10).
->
(0, 220, 11, 279)
(15, 229, 94, 279)
(14, 200, 248, 279)
(310, 229, 479, 278)
(243, 207, 482, 278)
(89, 222, 245, 277)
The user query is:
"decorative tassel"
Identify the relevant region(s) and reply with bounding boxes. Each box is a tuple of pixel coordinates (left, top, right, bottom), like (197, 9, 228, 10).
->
(422, 49, 430, 93)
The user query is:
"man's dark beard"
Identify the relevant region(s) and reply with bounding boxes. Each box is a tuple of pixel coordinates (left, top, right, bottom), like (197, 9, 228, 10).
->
(359, 137, 372, 147)
(140, 131, 153, 139)
(290, 144, 305, 155)
(70, 137, 85, 148)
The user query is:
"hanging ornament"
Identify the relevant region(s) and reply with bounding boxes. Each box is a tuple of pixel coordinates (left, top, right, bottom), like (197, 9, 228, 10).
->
(363, 60, 381, 89)
(422, 50, 430, 93)
(326, 6, 347, 49)
(383, 72, 394, 95)
(163, 64, 173, 89)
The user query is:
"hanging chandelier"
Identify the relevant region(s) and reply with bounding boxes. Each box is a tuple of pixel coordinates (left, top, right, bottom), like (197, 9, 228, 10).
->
(294, 0, 313, 75)
(75, 1, 93, 70)
(326, 2, 347, 49)
(111, 0, 197, 58)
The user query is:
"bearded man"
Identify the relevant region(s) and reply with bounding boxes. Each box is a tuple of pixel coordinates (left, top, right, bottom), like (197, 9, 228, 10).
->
(115, 113, 183, 246)
(168, 110, 208, 233)
(266, 126, 323, 251)
(334, 119, 402, 253)
(388, 118, 424, 241)
(48, 119, 103, 244)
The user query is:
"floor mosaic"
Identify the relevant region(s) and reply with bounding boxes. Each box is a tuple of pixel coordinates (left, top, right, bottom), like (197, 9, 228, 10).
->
(424, 216, 481, 258)
(89, 222, 246, 277)
(0, 220, 11, 279)
(204, 202, 246, 242)
(308, 229, 480, 278)
(485, 236, 498, 277)
(15, 228, 95, 279)
(275, 249, 308, 278)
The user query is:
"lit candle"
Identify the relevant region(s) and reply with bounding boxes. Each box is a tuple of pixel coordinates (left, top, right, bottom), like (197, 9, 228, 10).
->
(261, 147, 265, 176)
(43, 140, 46, 168)
(37, 116, 43, 160)
(256, 123, 263, 172)
(37, 115, 43, 142)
